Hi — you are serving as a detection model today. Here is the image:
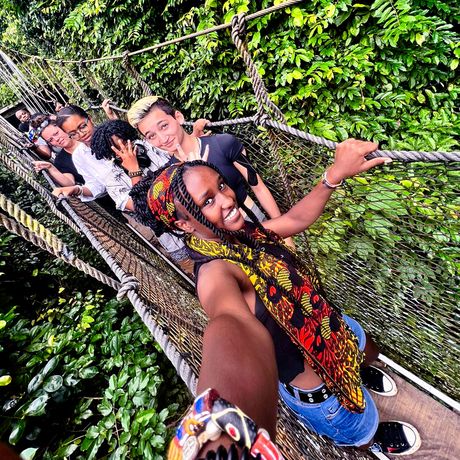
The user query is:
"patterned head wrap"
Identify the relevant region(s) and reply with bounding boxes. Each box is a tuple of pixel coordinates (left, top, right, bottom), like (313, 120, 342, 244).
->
(147, 163, 182, 229)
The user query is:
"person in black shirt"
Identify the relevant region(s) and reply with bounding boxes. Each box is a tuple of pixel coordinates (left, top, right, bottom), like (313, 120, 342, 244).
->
(15, 108, 31, 133)
(30, 115, 84, 186)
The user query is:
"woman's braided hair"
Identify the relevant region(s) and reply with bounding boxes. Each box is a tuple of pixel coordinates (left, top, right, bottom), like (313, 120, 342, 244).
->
(131, 160, 310, 309)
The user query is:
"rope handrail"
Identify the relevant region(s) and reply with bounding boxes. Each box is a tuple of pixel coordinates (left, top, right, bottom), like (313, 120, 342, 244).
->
(0, 139, 200, 393)
(0, 0, 303, 65)
(58, 197, 199, 393)
(0, 196, 121, 290)
(0, 148, 82, 233)
(263, 119, 460, 163)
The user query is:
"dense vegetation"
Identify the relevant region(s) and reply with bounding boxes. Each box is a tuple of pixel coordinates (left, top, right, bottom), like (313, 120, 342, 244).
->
(0, 0, 458, 150)
(0, 169, 187, 459)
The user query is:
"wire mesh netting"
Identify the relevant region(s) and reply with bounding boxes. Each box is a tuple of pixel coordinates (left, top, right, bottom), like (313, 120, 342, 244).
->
(0, 17, 459, 455)
(221, 122, 460, 401)
(1, 106, 459, 460)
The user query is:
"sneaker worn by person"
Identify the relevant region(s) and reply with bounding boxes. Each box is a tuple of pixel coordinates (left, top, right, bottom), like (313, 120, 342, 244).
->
(370, 421, 421, 456)
(361, 365, 398, 397)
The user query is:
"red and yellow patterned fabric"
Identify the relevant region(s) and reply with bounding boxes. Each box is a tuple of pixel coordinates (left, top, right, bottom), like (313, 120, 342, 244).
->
(188, 228, 365, 413)
(147, 163, 181, 228)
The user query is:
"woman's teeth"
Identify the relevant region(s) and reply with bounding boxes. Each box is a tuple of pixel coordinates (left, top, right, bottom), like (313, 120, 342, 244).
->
(224, 208, 238, 221)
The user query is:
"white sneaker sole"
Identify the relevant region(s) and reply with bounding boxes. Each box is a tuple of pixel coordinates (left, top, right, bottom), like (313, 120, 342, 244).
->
(384, 421, 422, 456)
(365, 365, 398, 397)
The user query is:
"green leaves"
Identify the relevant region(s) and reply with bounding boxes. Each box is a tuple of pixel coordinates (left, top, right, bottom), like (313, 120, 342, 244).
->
(24, 394, 49, 416)
(0, 284, 185, 459)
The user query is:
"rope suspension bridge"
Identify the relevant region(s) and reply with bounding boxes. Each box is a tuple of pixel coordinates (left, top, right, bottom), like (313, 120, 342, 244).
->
(0, 1, 459, 458)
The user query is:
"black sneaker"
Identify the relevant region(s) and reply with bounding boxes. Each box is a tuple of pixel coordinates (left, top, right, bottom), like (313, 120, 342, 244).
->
(361, 365, 397, 397)
(370, 421, 421, 456)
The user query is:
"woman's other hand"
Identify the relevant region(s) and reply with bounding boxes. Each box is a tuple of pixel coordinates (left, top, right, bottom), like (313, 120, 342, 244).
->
(327, 139, 391, 184)
(52, 185, 81, 197)
(102, 99, 119, 120)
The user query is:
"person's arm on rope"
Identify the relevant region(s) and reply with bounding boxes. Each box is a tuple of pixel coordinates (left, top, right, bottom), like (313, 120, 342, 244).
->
(52, 184, 93, 198)
(232, 149, 281, 219)
(264, 139, 391, 238)
(33, 161, 75, 187)
(101, 99, 119, 120)
(192, 118, 211, 137)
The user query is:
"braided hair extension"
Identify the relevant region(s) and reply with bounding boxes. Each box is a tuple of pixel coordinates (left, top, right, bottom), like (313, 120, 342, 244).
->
(173, 162, 308, 310)
(239, 197, 324, 290)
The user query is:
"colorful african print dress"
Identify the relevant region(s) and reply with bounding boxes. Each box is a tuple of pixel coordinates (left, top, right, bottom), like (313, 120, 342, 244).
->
(187, 226, 365, 413)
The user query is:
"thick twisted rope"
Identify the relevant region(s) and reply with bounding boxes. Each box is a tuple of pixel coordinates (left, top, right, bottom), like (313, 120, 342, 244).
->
(78, 60, 110, 101)
(0, 206, 120, 290)
(121, 51, 152, 97)
(59, 198, 199, 393)
(0, 189, 200, 394)
(61, 64, 91, 106)
(264, 119, 460, 163)
(230, 14, 285, 124)
(229, 14, 298, 209)
(0, 149, 81, 233)
(0, 192, 69, 255)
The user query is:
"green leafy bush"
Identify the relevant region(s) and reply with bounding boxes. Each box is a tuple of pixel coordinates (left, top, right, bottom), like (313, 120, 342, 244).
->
(0, 289, 187, 459)
(0, 0, 457, 150)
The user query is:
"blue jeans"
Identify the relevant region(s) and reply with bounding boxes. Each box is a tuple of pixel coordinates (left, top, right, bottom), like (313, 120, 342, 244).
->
(279, 314, 379, 446)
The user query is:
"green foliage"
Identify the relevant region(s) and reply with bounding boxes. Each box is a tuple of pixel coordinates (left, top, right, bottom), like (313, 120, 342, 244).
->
(0, 164, 188, 457)
(0, 289, 187, 459)
(0, 0, 457, 151)
(0, 83, 17, 107)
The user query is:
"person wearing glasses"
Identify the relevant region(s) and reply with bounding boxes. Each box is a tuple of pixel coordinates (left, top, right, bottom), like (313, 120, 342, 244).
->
(53, 105, 108, 200)
(53, 104, 212, 202)
(30, 115, 84, 186)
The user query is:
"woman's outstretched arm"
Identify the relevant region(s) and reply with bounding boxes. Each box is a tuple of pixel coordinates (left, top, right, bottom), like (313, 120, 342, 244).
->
(263, 139, 389, 238)
(196, 261, 279, 437)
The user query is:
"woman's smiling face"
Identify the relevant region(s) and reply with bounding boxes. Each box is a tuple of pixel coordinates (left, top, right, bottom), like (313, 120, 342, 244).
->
(60, 114, 94, 145)
(176, 166, 245, 239)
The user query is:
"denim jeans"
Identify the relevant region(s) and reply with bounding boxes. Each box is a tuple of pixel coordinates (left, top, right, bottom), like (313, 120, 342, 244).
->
(279, 314, 379, 446)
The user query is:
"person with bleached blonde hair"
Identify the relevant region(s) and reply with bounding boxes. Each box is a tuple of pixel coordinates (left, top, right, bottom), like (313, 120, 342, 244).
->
(127, 96, 288, 233)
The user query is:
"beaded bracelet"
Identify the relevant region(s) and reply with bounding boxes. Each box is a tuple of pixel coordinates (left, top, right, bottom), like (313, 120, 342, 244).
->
(168, 388, 283, 460)
(321, 170, 345, 189)
(128, 169, 143, 178)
